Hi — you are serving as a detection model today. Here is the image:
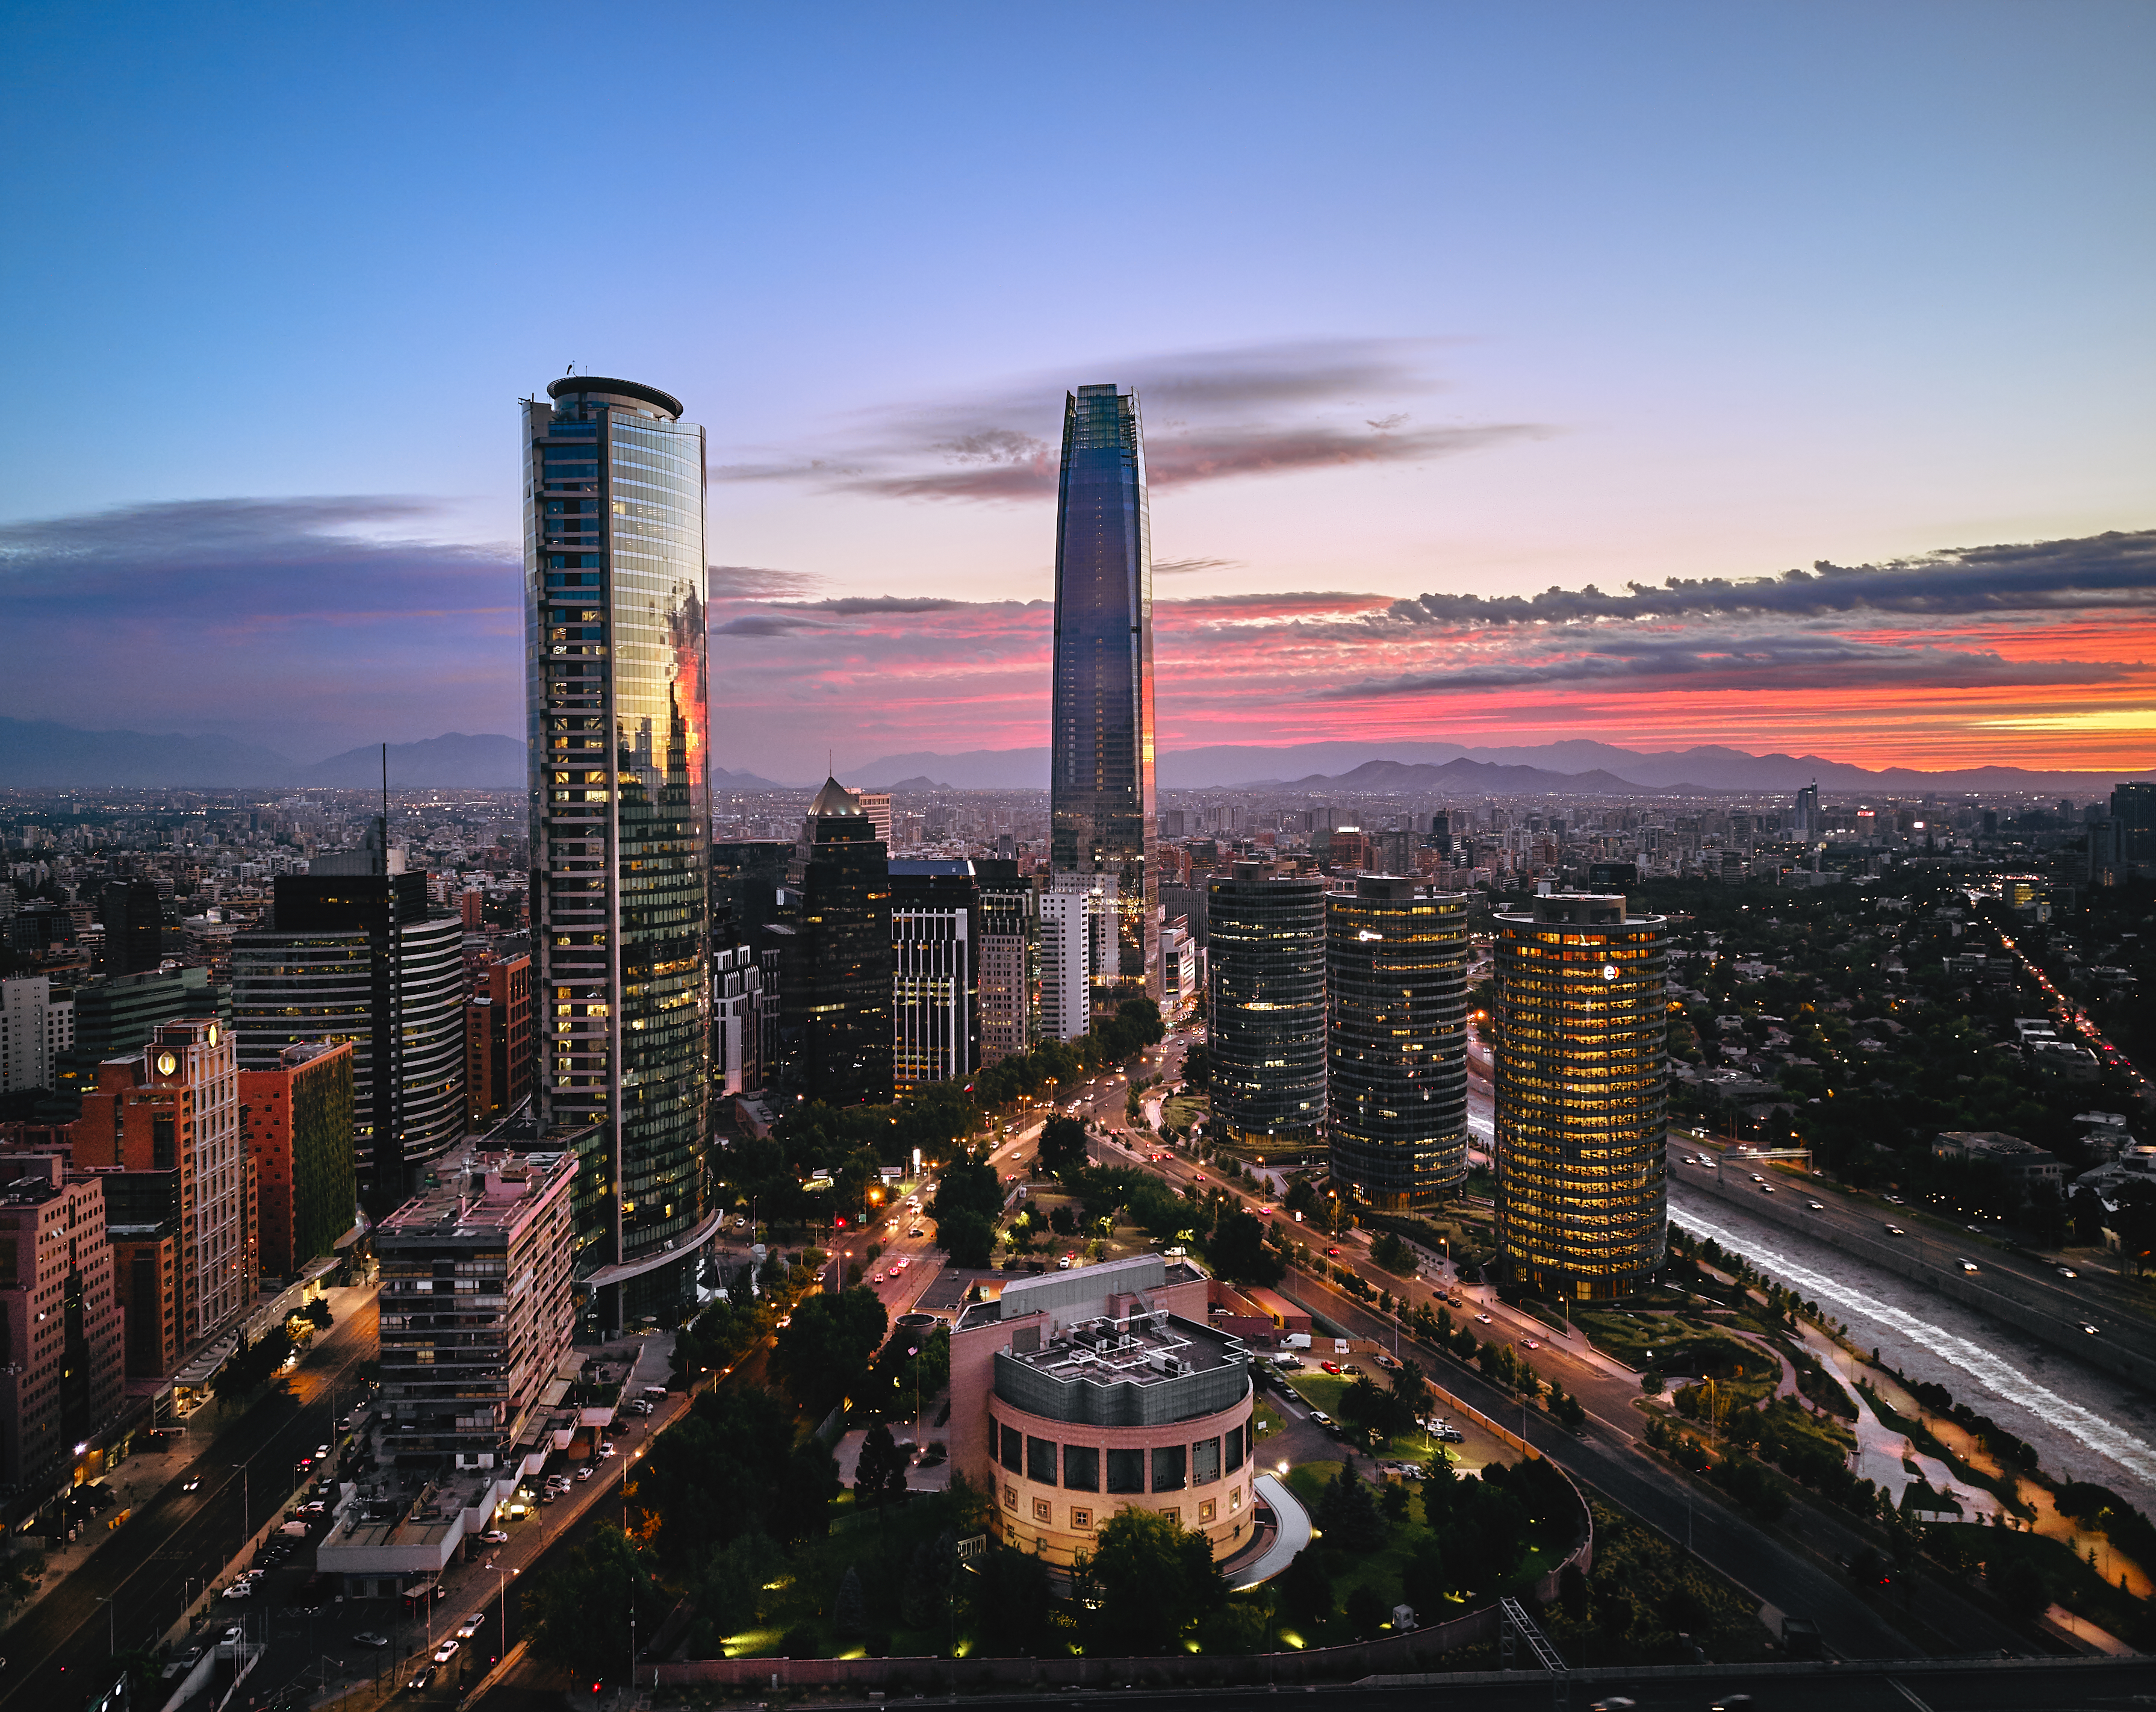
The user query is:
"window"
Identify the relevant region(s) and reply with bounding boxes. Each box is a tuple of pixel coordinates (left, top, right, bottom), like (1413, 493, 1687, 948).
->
(1070, 1507, 1092, 1531)
(999, 1424, 1022, 1474)
(1105, 1448, 1145, 1493)
(1229, 1486, 1243, 1513)
(1002, 1484, 1017, 1511)
(1151, 1445, 1187, 1492)
(1026, 1437, 1057, 1486)
(1163, 1508, 1181, 1527)
(1226, 1424, 1246, 1471)
(1199, 1499, 1216, 1524)
(1033, 1497, 1052, 1524)
(1192, 1437, 1220, 1484)
(1063, 1444, 1099, 1491)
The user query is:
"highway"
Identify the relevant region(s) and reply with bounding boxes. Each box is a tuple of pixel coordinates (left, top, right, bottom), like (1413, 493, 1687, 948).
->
(0, 1289, 379, 1712)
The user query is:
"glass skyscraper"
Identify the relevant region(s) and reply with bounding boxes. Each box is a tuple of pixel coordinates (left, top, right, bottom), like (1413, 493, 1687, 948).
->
(1494, 892, 1668, 1301)
(1049, 384, 1158, 1010)
(524, 376, 713, 1331)
(1207, 866, 1327, 1160)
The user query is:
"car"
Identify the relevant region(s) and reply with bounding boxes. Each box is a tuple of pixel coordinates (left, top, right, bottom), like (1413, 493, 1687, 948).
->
(223, 1583, 253, 1600)
(1435, 1425, 1465, 1443)
(182, 1476, 202, 1492)
(871, 1272, 885, 1283)
(1308, 1409, 1333, 1426)
(1883, 1194, 1904, 1205)
(1966, 1224, 1984, 1234)
(2057, 1266, 2079, 1279)
(909, 1226, 924, 1237)
(456, 1613, 486, 1639)
(316, 1443, 331, 1458)
(1375, 1353, 1402, 1371)
(598, 1442, 616, 1458)
(432, 1639, 459, 1664)
(1589, 1699, 1638, 1711)
(1320, 1360, 1341, 1375)
(303, 1499, 327, 1514)
(574, 1465, 595, 1481)
(1475, 1312, 1493, 1324)
(1759, 1184, 1776, 1194)
(2081, 1322, 2101, 1336)
(1885, 1224, 1906, 1236)
(480, 1528, 510, 1543)
(1807, 1201, 1825, 1211)
(1520, 1338, 1541, 1351)
(1326, 1246, 1341, 1257)
(1956, 1259, 1979, 1274)
(1749, 1173, 1765, 1183)
(407, 1666, 435, 1692)
(355, 1632, 390, 1649)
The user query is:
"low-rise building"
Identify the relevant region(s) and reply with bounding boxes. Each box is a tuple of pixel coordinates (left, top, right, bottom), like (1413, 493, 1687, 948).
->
(949, 1254, 1256, 1570)
(1931, 1130, 2065, 1189)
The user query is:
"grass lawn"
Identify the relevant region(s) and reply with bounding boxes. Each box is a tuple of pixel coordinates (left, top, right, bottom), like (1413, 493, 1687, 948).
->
(1284, 1372, 1461, 1466)
(1161, 1092, 1210, 1133)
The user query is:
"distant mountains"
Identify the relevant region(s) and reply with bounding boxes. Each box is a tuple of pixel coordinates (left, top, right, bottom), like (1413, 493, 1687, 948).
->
(5, 718, 2146, 797)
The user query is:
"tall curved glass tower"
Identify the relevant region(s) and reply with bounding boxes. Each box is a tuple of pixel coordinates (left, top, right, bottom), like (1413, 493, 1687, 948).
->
(1049, 384, 1158, 1010)
(524, 376, 713, 1332)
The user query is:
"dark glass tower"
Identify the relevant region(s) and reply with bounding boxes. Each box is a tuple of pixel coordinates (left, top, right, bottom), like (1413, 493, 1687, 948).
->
(766, 779, 895, 1106)
(524, 376, 713, 1331)
(1049, 383, 1158, 1010)
(1326, 877, 1469, 1209)
(1207, 866, 1326, 1159)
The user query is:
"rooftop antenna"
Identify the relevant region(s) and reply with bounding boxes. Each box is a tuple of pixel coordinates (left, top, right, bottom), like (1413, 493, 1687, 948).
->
(379, 742, 390, 871)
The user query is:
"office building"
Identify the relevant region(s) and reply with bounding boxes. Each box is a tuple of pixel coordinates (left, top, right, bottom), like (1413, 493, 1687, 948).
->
(1326, 877, 1469, 1209)
(890, 859, 977, 1094)
(1048, 384, 1158, 1010)
(766, 779, 893, 1106)
(1206, 867, 1326, 1153)
(710, 841, 792, 944)
(464, 951, 532, 1128)
(239, 1040, 357, 1280)
(41, 965, 223, 1119)
(949, 1255, 1255, 1570)
(99, 880, 164, 976)
(713, 943, 764, 1095)
(370, 1149, 577, 1465)
(855, 792, 893, 848)
(525, 376, 714, 1331)
(0, 1156, 125, 1501)
(1037, 882, 1093, 1044)
(973, 860, 1033, 1063)
(1792, 782, 1822, 845)
(1493, 893, 1668, 1300)
(76, 1018, 253, 1346)
(2, 977, 68, 1094)
(230, 864, 465, 1201)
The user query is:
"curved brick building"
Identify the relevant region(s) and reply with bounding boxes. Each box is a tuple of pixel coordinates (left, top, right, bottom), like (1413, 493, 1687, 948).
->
(950, 1255, 1257, 1568)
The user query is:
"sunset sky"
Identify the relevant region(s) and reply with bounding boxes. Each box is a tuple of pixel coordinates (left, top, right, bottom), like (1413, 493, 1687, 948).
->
(2, 4, 2150, 777)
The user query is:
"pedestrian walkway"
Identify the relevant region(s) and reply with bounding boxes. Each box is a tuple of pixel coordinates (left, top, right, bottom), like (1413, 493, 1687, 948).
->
(1799, 1325, 1999, 1521)
(1228, 1473, 1311, 1590)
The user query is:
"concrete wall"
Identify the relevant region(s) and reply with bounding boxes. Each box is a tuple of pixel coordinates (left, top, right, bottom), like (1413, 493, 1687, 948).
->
(1677, 1169, 2156, 1392)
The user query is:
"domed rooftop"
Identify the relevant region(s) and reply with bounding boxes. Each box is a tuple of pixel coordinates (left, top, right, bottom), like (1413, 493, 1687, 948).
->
(807, 775, 861, 817)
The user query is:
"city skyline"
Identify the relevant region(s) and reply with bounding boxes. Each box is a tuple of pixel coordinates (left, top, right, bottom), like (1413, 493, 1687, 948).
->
(1, 6, 2151, 778)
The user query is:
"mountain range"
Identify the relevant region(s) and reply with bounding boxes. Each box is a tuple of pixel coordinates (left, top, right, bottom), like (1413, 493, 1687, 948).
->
(3, 718, 2147, 797)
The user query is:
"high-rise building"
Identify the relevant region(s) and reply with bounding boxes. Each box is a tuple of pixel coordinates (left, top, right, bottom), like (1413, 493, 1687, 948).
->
(0, 1156, 125, 1499)
(710, 841, 792, 944)
(855, 792, 893, 849)
(99, 880, 164, 977)
(2, 977, 61, 1094)
(76, 1018, 253, 1346)
(1037, 885, 1090, 1045)
(40, 965, 223, 1119)
(890, 859, 977, 1094)
(1207, 867, 1326, 1154)
(1792, 782, 1822, 845)
(1049, 384, 1158, 1012)
(525, 376, 715, 1330)
(1493, 893, 1668, 1300)
(367, 1148, 577, 1463)
(239, 1040, 357, 1280)
(464, 951, 533, 1128)
(713, 943, 764, 1095)
(1326, 877, 1470, 1209)
(230, 865, 464, 1203)
(973, 860, 1034, 1063)
(766, 779, 893, 1105)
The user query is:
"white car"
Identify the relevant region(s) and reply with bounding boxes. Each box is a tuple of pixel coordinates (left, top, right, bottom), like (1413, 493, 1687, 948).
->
(598, 1442, 617, 1458)
(432, 1639, 459, 1665)
(456, 1613, 486, 1639)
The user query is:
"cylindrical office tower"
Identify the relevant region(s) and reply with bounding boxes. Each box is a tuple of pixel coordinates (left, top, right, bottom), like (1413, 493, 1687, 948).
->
(1206, 866, 1326, 1156)
(1326, 877, 1469, 1209)
(524, 376, 714, 1333)
(1494, 892, 1668, 1300)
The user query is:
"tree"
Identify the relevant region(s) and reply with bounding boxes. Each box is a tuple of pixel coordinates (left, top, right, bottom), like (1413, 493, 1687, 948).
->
(632, 1385, 839, 1566)
(1278, 1545, 1333, 1625)
(968, 1543, 1052, 1655)
(1206, 1209, 1285, 1286)
(854, 1425, 909, 1525)
(1344, 1584, 1390, 1637)
(1077, 1507, 1226, 1654)
(686, 1531, 781, 1655)
(936, 1208, 995, 1269)
(1038, 1115, 1089, 1177)
(1314, 1462, 1387, 1552)
(833, 1565, 868, 1642)
(523, 1523, 659, 1691)
(1990, 1555, 2048, 1621)
(1399, 1533, 1448, 1622)
(770, 1286, 888, 1416)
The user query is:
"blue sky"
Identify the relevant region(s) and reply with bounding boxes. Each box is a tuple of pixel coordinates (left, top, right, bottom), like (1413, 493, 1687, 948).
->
(3, 2, 2151, 774)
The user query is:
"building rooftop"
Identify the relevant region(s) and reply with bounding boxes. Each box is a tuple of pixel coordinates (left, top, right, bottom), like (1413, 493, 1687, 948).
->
(375, 1150, 575, 1245)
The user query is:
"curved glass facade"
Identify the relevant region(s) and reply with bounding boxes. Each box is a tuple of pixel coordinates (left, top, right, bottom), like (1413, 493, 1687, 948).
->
(1206, 870, 1326, 1150)
(524, 379, 711, 1328)
(1326, 878, 1468, 1209)
(1494, 894, 1667, 1300)
(1049, 384, 1157, 1009)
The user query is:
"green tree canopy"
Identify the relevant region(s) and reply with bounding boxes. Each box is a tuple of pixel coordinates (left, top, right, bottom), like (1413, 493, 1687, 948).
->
(523, 1523, 660, 1692)
(1075, 1505, 1225, 1654)
(1037, 1115, 1090, 1177)
(1206, 1209, 1285, 1286)
(631, 1384, 839, 1566)
(770, 1286, 889, 1416)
